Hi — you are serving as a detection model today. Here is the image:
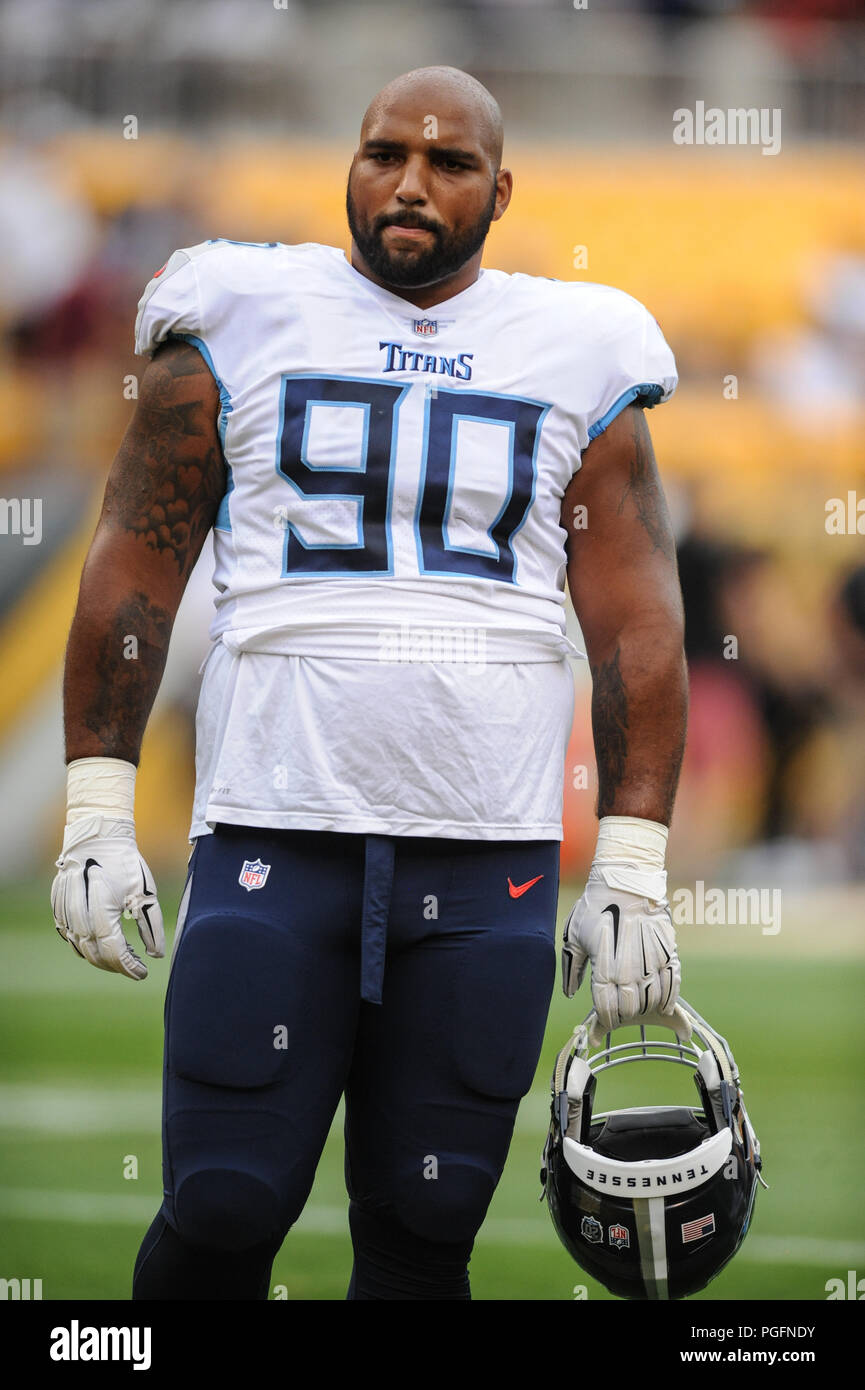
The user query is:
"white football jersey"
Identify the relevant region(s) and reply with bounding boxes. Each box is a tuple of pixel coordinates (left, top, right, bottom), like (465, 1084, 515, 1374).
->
(135, 240, 677, 841)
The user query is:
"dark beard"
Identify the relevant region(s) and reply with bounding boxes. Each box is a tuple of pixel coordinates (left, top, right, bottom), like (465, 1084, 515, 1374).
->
(345, 174, 498, 289)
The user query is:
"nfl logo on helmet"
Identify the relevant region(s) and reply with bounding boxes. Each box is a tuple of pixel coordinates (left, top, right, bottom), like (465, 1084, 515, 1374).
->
(239, 859, 271, 892)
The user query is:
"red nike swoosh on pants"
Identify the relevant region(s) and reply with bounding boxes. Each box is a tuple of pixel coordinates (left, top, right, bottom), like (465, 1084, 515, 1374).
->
(508, 875, 545, 899)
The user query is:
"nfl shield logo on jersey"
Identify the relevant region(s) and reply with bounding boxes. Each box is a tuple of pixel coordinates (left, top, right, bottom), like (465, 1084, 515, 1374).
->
(239, 859, 271, 892)
(412, 317, 437, 336)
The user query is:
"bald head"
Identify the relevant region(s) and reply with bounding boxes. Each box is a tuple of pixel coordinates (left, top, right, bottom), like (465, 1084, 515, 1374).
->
(360, 66, 504, 173)
(347, 66, 511, 303)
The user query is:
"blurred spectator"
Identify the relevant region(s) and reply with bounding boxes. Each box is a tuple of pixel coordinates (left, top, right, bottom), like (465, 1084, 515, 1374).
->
(672, 534, 770, 873)
(794, 565, 865, 878)
(750, 252, 865, 430)
(0, 143, 96, 323)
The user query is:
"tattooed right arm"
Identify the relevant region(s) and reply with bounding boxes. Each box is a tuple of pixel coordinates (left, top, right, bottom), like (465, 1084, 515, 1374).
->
(562, 404, 688, 827)
(63, 339, 226, 764)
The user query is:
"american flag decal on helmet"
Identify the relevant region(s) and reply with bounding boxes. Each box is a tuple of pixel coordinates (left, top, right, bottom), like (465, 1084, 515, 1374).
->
(681, 1212, 715, 1243)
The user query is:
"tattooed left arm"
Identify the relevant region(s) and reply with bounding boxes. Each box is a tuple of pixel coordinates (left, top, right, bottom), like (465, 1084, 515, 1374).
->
(563, 404, 688, 827)
(63, 339, 226, 764)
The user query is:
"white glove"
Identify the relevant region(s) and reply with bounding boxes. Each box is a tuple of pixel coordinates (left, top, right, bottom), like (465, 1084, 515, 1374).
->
(562, 860, 682, 1046)
(51, 760, 165, 981)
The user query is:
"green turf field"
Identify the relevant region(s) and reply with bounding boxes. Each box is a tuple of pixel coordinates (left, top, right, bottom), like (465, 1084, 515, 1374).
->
(1, 877, 863, 1301)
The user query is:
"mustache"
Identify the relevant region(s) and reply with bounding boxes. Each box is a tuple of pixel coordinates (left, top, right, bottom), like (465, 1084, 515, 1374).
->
(375, 213, 442, 235)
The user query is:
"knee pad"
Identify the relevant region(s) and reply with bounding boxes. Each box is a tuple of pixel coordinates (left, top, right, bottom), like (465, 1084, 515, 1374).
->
(173, 1168, 283, 1253)
(133, 1211, 277, 1300)
(348, 1202, 471, 1300)
(392, 1160, 497, 1246)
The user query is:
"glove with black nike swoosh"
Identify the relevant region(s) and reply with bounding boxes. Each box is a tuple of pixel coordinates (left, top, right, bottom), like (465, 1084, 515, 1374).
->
(51, 759, 164, 981)
(561, 817, 685, 1046)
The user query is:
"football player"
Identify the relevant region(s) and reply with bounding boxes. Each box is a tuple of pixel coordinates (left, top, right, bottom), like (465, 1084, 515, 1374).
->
(51, 66, 687, 1300)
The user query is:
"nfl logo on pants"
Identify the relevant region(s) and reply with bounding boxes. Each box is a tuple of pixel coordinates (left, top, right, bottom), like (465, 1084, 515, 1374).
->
(239, 859, 271, 892)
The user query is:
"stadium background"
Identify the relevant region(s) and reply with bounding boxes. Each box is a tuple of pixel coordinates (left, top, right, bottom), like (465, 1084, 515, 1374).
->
(0, 0, 863, 1301)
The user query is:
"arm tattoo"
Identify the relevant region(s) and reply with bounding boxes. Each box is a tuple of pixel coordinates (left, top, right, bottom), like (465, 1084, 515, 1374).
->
(657, 729, 686, 826)
(616, 410, 676, 560)
(591, 645, 629, 817)
(102, 339, 226, 579)
(79, 592, 173, 763)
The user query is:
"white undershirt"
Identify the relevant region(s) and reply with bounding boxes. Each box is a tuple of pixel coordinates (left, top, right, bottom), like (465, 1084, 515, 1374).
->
(191, 641, 576, 841)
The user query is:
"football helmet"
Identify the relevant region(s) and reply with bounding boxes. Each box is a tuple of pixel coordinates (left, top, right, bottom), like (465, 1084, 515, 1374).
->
(541, 1000, 764, 1299)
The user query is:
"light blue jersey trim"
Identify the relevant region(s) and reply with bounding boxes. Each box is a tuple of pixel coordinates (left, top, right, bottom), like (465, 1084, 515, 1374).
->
(587, 383, 664, 441)
(170, 331, 234, 532)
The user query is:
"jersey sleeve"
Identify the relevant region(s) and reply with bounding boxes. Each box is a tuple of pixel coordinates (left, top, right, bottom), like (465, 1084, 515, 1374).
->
(134, 245, 204, 356)
(585, 291, 678, 441)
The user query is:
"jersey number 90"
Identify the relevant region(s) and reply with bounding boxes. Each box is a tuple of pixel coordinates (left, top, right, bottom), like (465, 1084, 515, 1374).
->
(275, 375, 550, 584)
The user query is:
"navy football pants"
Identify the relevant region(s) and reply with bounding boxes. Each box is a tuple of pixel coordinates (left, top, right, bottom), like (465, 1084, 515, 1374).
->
(132, 824, 559, 1300)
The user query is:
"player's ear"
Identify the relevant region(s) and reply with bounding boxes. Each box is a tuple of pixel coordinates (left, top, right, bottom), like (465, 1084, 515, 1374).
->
(492, 168, 513, 221)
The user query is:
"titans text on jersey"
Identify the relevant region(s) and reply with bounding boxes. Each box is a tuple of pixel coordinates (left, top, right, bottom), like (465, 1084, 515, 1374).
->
(379, 341, 474, 376)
